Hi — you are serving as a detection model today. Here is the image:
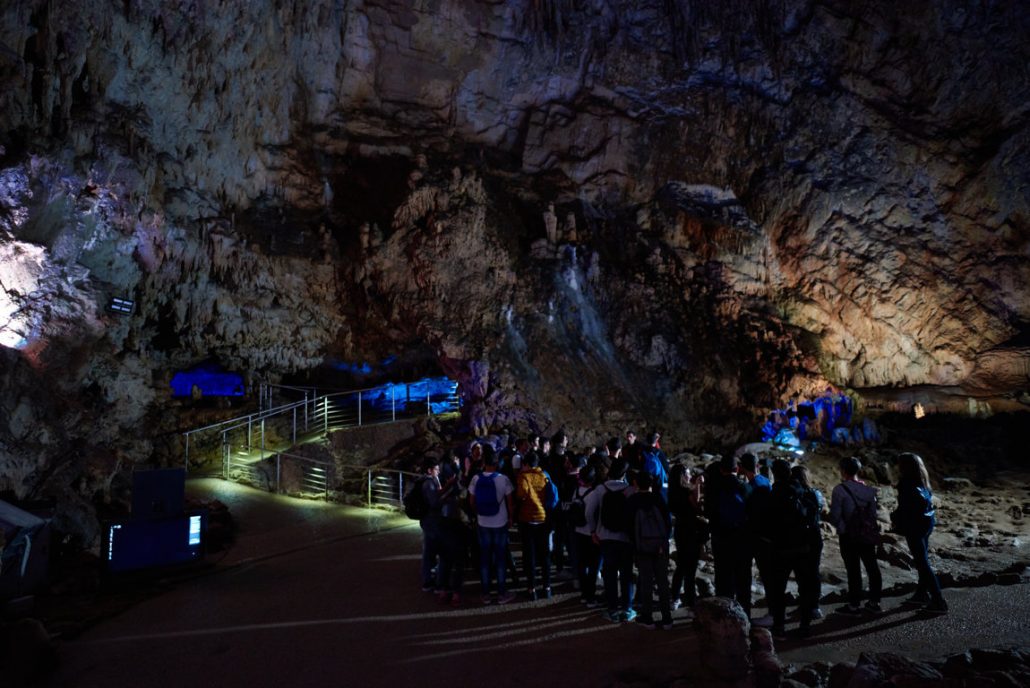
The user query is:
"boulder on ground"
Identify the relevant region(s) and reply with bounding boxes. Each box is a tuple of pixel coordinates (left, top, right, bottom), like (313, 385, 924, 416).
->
(693, 597, 752, 680)
(847, 652, 943, 688)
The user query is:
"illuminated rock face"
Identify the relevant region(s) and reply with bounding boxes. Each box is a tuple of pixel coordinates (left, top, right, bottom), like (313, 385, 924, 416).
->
(0, 1, 1028, 532)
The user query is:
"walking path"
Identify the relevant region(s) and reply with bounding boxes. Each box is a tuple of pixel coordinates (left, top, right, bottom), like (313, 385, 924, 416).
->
(42, 480, 1030, 688)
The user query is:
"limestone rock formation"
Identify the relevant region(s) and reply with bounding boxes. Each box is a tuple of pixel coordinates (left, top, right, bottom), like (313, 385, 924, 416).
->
(0, 1, 1028, 542)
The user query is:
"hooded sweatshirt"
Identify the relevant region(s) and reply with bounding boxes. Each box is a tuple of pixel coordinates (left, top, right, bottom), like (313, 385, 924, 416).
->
(584, 479, 635, 543)
(516, 467, 549, 523)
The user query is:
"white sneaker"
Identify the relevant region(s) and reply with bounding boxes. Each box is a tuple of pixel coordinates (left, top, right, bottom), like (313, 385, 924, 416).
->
(751, 614, 775, 628)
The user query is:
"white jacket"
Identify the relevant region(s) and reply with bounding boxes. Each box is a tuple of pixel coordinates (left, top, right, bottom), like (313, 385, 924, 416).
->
(585, 479, 635, 543)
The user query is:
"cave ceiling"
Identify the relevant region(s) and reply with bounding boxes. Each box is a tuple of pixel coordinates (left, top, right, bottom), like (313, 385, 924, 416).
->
(1, 0, 1028, 505)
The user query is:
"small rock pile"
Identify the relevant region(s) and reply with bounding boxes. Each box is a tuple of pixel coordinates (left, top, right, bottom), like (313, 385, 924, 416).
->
(783, 648, 1030, 688)
(684, 597, 1028, 688)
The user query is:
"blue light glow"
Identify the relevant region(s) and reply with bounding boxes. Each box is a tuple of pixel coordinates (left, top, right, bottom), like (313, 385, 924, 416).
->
(331, 355, 399, 375)
(352, 376, 459, 415)
(170, 363, 245, 398)
(761, 390, 855, 445)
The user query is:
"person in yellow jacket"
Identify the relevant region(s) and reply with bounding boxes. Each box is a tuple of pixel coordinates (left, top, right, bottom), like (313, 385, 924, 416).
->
(516, 451, 553, 600)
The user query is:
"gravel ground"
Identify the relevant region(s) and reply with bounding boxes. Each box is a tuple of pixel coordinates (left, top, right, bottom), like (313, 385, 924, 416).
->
(40, 479, 1030, 688)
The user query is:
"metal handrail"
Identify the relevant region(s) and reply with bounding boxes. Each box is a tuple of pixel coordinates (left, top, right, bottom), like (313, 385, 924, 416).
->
(183, 400, 303, 437)
(221, 450, 427, 509)
(184, 380, 458, 470)
(335, 464, 421, 509)
(200, 399, 309, 437)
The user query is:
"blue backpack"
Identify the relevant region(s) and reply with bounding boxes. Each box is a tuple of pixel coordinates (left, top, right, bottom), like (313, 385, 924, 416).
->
(541, 471, 560, 512)
(474, 473, 502, 517)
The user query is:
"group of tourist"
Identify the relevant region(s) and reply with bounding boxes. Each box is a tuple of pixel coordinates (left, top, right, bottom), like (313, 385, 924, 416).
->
(411, 429, 948, 635)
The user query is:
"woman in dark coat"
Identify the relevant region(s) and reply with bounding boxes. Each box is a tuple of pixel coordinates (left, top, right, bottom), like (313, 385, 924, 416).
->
(669, 464, 708, 610)
(892, 452, 948, 614)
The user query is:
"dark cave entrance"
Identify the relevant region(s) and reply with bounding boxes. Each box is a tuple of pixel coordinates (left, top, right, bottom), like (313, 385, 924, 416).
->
(327, 155, 415, 248)
(285, 345, 457, 396)
(280, 346, 462, 419)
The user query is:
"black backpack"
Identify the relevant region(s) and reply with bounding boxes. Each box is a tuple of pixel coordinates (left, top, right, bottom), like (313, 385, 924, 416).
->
(600, 485, 630, 532)
(843, 483, 881, 545)
(403, 477, 429, 520)
(568, 485, 596, 527)
(779, 484, 819, 547)
(634, 501, 669, 554)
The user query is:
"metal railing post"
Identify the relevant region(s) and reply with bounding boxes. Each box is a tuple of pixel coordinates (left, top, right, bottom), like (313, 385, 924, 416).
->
(367, 470, 372, 507)
(222, 432, 228, 479)
(260, 419, 266, 459)
(357, 391, 362, 426)
(276, 454, 281, 493)
(304, 392, 309, 430)
(247, 416, 252, 451)
(391, 387, 396, 422)
(292, 407, 297, 445)
(323, 397, 328, 433)
(184, 433, 190, 472)
(398, 472, 404, 504)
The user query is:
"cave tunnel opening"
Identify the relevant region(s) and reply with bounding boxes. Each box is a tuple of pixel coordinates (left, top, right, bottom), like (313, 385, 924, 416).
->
(234, 201, 327, 258)
(327, 154, 414, 248)
(282, 345, 462, 415)
(170, 361, 245, 399)
(0, 128, 29, 166)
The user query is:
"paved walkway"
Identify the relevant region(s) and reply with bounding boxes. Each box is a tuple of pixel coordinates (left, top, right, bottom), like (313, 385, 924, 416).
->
(43, 481, 1030, 688)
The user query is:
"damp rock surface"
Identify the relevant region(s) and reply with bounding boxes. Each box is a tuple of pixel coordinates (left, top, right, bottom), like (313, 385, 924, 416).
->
(0, 1, 1027, 538)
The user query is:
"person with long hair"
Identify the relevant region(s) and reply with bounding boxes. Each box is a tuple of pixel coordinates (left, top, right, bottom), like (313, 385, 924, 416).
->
(791, 464, 825, 620)
(892, 452, 948, 614)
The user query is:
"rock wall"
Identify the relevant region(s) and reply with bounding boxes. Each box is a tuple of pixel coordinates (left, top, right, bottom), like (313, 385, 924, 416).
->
(0, 1, 1028, 541)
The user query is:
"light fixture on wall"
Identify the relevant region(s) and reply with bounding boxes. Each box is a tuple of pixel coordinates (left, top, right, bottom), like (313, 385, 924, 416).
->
(109, 297, 134, 315)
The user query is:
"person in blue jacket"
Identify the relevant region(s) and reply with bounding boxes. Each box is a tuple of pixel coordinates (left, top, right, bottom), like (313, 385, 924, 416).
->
(892, 452, 948, 614)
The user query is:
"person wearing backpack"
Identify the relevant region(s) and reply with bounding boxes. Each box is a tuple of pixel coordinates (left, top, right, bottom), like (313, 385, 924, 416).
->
(669, 464, 708, 612)
(640, 432, 669, 502)
(515, 451, 554, 600)
(891, 453, 947, 614)
(416, 459, 446, 593)
(762, 459, 821, 638)
(556, 452, 585, 581)
(828, 456, 882, 615)
(792, 464, 826, 620)
(628, 471, 673, 629)
(740, 452, 774, 628)
(704, 454, 754, 618)
(545, 432, 571, 572)
(571, 465, 602, 606)
(585, 458, 636, 622)
(468, 447, 516, 605)
(437, 450, 467, 606)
